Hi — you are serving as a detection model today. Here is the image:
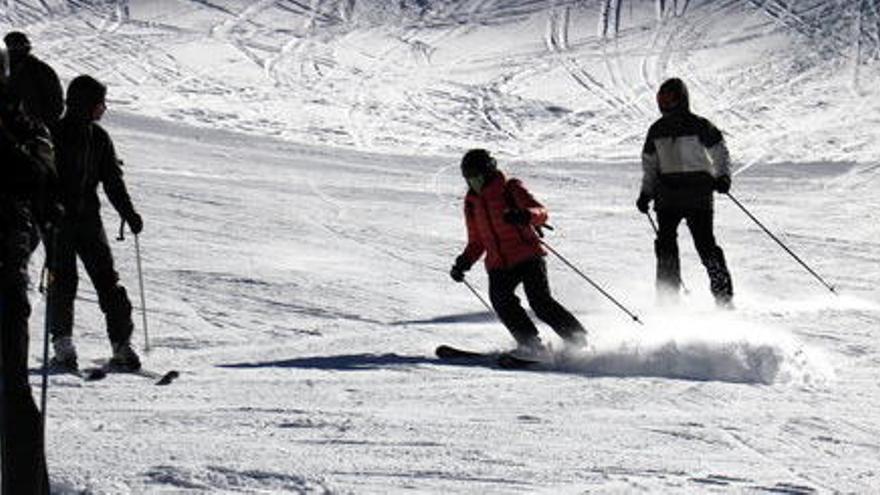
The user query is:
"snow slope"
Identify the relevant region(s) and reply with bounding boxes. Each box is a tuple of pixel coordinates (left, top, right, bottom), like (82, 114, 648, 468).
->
(2, 0, 879, 493)
(5, 0, 880, 163)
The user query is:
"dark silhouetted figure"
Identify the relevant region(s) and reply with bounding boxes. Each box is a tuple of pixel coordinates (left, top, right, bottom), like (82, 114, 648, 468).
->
(48, 75, 143, 371)
(4, 31, 64, 127)
(637, 78, 734, 307)
(1, 77, 53, 495)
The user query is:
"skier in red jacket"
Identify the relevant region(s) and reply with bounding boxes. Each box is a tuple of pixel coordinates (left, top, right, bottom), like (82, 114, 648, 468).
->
(450, 149, 587, 355)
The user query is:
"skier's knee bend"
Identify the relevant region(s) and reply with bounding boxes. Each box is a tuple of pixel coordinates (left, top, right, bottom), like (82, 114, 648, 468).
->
(490, 294, 521, 315)
(99, 284, 132, 314)
(654, 237, 678, 259)
(700, 245, 727, 269)
(530, 297, 561, 322)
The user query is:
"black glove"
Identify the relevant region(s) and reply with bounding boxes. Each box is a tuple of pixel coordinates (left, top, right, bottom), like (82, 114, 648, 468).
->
(126, 212, 143, 235)
(450, 255, 470, 283)
(714, 175, 731, 194)
(636, 193, 651, 214)
(502, 209, 531, 225)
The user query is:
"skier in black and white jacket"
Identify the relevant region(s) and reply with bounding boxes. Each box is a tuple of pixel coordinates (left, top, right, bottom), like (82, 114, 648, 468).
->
(636, 78, 734, 307)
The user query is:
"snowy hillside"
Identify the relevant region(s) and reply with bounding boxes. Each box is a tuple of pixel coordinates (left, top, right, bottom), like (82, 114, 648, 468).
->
(3, 0, 880, 493)
(5, 0, 880, 162)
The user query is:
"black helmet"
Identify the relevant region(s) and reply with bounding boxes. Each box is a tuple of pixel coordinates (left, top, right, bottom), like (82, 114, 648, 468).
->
(460, 149, 497, 177)
(656, 77, 690, 115)
(4, 31, 31, 53)
(66, 75, 106, 115)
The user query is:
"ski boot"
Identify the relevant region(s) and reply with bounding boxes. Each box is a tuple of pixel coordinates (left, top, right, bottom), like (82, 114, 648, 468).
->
(552, 331, 589, 364)
(50, 336, 78, 370)
(109, 341, 142, 371)
(564, 330, 588, 348)
(510, 336, 551, 362)
(715, 295, 735, 310)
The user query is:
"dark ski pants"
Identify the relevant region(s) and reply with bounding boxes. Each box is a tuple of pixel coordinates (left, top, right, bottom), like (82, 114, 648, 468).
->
(655, 207, 733, 304)
(48, 215, 134, 345)
(488, 257, 586, 345)
(1, 271, 50, 494)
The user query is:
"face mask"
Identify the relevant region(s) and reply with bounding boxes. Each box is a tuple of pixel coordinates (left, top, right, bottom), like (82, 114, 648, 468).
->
(466, 175, 485, 193)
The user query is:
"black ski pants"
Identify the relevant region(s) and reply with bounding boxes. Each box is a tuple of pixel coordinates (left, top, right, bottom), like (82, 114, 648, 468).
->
(48, 214, 134, 344)
(1, 263, 50, 494)
(488, 257, 585, 345)
(655, 207, 733, 303)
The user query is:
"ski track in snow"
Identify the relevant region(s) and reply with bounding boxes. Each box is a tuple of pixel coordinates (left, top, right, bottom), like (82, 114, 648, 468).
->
(5, 0, 878, 162)
(1, 0, 879, 493)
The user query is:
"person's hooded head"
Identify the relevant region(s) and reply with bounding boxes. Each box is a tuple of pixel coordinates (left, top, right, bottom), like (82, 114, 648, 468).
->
(656, 77, 690, 116)
(66, 75, 107, 121)
(4, 31, 31, 65)
(460, 148, 497, 194)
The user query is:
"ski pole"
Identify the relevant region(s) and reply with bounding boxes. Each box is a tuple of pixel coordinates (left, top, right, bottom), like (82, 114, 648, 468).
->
(40, 227, 59, 431)
(117, 220, 150, 351)
(645, 211, 658, 234)
(0, 294, 7, 488)
(541, 240, 643, 325)
(134, 234, 150, 352)
(462, 278, 494, 315)
(645, 213, 690, 295)
(725, 192, 836, 294)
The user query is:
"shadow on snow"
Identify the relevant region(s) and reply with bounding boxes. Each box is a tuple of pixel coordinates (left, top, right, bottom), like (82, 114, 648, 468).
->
(216, 346, 786, 384)
(390, 311, 497, 325)
(218, 353, 441, 371)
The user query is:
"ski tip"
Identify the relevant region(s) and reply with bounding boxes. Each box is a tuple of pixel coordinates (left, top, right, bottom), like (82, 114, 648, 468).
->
(85, 368, 107, 381)
(155, 370, 180, 386)
(436, 345, 466, 359)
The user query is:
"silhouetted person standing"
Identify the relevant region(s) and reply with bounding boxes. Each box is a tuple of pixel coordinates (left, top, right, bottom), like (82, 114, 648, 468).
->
(48, 75, 143, 371)
(1, 77, 52, 495)
(4, 31, 64, 127)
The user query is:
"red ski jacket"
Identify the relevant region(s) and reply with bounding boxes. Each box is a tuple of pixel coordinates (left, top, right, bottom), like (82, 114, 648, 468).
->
(458, 172, 548, 271)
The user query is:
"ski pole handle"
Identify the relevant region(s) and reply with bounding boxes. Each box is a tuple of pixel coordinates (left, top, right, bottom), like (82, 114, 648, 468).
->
(116, 219, 126, 241)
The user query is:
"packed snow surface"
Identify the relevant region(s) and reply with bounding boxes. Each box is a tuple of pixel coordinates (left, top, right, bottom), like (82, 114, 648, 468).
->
(2, 0, 879, 493)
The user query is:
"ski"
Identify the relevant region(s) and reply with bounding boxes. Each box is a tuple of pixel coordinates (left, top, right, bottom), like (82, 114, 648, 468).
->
(496, 353, 542, 370)
(435, 345, 487, 360)
(44, 362, 104, 381)
(435, 345, 543, 369)
(86, 360, 180, 386)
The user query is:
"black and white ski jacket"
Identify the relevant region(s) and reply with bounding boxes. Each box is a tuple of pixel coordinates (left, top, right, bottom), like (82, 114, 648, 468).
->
(640, 111, 731, 209)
